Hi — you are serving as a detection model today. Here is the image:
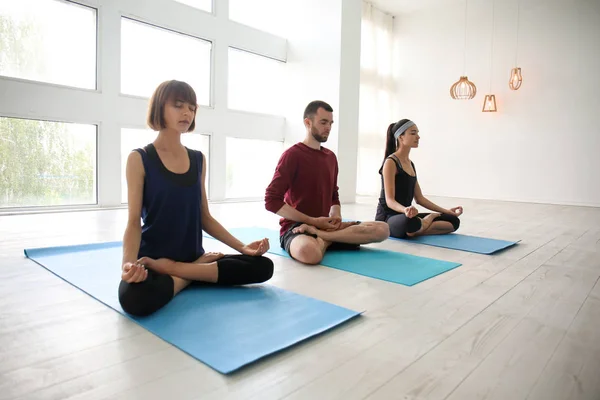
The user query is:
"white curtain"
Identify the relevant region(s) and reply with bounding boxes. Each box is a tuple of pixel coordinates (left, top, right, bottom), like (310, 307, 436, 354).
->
(356, 1, 396, 197)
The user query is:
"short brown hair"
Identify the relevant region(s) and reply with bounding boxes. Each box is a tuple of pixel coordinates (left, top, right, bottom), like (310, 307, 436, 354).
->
(303, 100, 333, 120)
(147, 80, 198, 132)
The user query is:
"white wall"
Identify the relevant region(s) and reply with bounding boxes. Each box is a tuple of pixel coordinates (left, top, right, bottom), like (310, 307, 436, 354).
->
(391, 0, 600, 207)
(282, 0, 342, 151)
(336, 0, 362, 203)
(281, 0, 363, 204)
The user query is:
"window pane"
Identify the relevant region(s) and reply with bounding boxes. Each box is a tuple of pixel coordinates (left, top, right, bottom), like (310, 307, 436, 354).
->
(228, 48, 284, 115)
(0, 0, 96, 89)
(174, 0, 212, 13)
(225, 138, 283, 199)
(229, 0, 287, 37)
(121, 18, 211, 105)
(120, 129, 210, 203)
(0, 117, 97, 208)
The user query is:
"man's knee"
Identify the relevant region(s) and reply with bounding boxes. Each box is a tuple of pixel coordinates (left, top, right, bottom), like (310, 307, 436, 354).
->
(364, 221, 389, 242)
(290, 239, 323, 265)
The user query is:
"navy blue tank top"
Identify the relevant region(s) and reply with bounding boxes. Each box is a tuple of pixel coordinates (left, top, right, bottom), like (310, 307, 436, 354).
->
(135, 143, 205, 263)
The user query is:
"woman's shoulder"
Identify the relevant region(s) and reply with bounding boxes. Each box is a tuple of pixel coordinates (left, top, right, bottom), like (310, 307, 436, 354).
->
(385, 154, 401, 168)
(381, 156, 399, 174)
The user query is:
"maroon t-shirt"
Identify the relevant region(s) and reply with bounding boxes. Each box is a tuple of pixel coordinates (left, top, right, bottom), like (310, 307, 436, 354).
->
(265, 142, 340, 235)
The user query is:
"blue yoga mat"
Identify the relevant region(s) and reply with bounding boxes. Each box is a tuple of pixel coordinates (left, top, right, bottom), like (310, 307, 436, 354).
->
(24, 242, 360, 374)
(392, 233, 519, 254)
(208, 227, 462, 286)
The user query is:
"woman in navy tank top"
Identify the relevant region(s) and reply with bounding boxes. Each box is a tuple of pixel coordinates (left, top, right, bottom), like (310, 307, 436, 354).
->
(118, 80, 273, 316)
(375, 119, 463, 239)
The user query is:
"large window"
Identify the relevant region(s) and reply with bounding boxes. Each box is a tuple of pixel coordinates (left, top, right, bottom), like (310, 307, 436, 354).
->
(228, 48, 285, 115)
(225, 137, 282, 199)
(120, 129, 210, 203)
(0, 117, 97, 208)
(229, 0, 287, 37)
(120, 18, 212, 104)
(174, 0, 212, 13)
(0, 0, 96, 89)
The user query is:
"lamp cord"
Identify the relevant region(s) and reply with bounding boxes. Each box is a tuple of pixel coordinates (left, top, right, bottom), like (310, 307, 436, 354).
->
(463, 0, 468, 75)
(489, 0, 495, 91)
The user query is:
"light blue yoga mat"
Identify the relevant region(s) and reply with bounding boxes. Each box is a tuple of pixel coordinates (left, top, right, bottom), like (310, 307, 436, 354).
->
(210, 227, 462, 286)
(23, 242, 360, 374)
(392, 233, 519, 254)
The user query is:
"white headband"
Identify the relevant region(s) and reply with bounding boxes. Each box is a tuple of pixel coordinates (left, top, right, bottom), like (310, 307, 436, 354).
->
(393, 120, 415, 140)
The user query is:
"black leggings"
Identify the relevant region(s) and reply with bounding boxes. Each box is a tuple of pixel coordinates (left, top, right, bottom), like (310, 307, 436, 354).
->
(384, 213, 460, 239)
(118, 255, 274, 317)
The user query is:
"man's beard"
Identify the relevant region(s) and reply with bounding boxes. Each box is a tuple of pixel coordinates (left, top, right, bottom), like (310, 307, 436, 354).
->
(311, 126, 329, 143)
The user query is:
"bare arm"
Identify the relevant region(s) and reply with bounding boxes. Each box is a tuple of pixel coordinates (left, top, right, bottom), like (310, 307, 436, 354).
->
(330, 160, 341, 219)
(414, 181, 451, 214)
(199, 156, 245, 253)
(120, 151, 148, 284)
(122, 151, 144, 265)
(275, 204, 319, 225)
(329, 204, 341, 218)
(382, 159, 408, 214)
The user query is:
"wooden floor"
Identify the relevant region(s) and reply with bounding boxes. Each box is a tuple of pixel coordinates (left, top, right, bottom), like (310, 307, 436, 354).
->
(1, 196, 599, 400)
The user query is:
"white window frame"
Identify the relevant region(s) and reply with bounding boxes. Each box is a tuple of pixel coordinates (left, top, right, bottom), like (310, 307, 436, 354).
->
(0, 0, 286, 214)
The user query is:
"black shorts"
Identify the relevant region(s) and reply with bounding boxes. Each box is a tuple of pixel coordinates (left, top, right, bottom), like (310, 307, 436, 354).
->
(279, 222, 361, 255)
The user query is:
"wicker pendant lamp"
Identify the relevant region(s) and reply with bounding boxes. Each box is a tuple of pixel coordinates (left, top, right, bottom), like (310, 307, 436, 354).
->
(509, 0, 523, 90)
(482, 0, 497, 112)
(482, 94, 497, 112)
(509, 68, 523, 90)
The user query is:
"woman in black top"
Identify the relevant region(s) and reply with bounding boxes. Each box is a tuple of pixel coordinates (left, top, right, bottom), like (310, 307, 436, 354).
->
(375, 119, 463, 239)
(118, 80, 274, 317)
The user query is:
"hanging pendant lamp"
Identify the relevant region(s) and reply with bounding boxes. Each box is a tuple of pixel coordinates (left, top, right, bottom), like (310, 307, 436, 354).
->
(509, 67, 522, 90)
(450, 0, 476, 99)
(450, 76, 477, 99)
(482, 0, 497, 112)
(482, 94, 497, 112)
(509, 0, 523, 90)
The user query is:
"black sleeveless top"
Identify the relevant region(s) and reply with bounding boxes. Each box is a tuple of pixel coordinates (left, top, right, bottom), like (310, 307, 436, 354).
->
(375, 154, 417, 220)
(135, 143, 205, 263)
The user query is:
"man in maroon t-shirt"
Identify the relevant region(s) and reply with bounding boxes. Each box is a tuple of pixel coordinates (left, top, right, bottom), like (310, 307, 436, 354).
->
(264, 100, 389, 265)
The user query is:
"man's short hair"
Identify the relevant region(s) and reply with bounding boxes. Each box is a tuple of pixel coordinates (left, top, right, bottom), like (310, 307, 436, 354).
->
(303, 100, 333, 120)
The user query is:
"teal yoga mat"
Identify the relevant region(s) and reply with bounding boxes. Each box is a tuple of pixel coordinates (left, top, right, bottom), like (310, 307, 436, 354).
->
(393, 233, 519, 254)
(211, 227, 462, 286)
(24, 242, 360, 374)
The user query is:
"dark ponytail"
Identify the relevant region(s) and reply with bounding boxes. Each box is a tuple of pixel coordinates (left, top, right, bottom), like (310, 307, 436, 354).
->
(380, 119, 411, 173)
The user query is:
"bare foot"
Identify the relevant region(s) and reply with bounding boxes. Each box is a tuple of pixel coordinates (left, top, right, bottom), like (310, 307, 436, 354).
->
(338, 221, 361, 230)
(195, 252, 224, 263)
(406, 213, 440, 237)
(292, 224, 318, 235)
(420, 213, 441, 231)
(137, 257, 175, 275)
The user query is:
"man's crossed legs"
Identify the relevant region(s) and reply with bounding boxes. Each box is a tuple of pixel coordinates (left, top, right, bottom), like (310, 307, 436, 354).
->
(280, 220, 390, 265)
